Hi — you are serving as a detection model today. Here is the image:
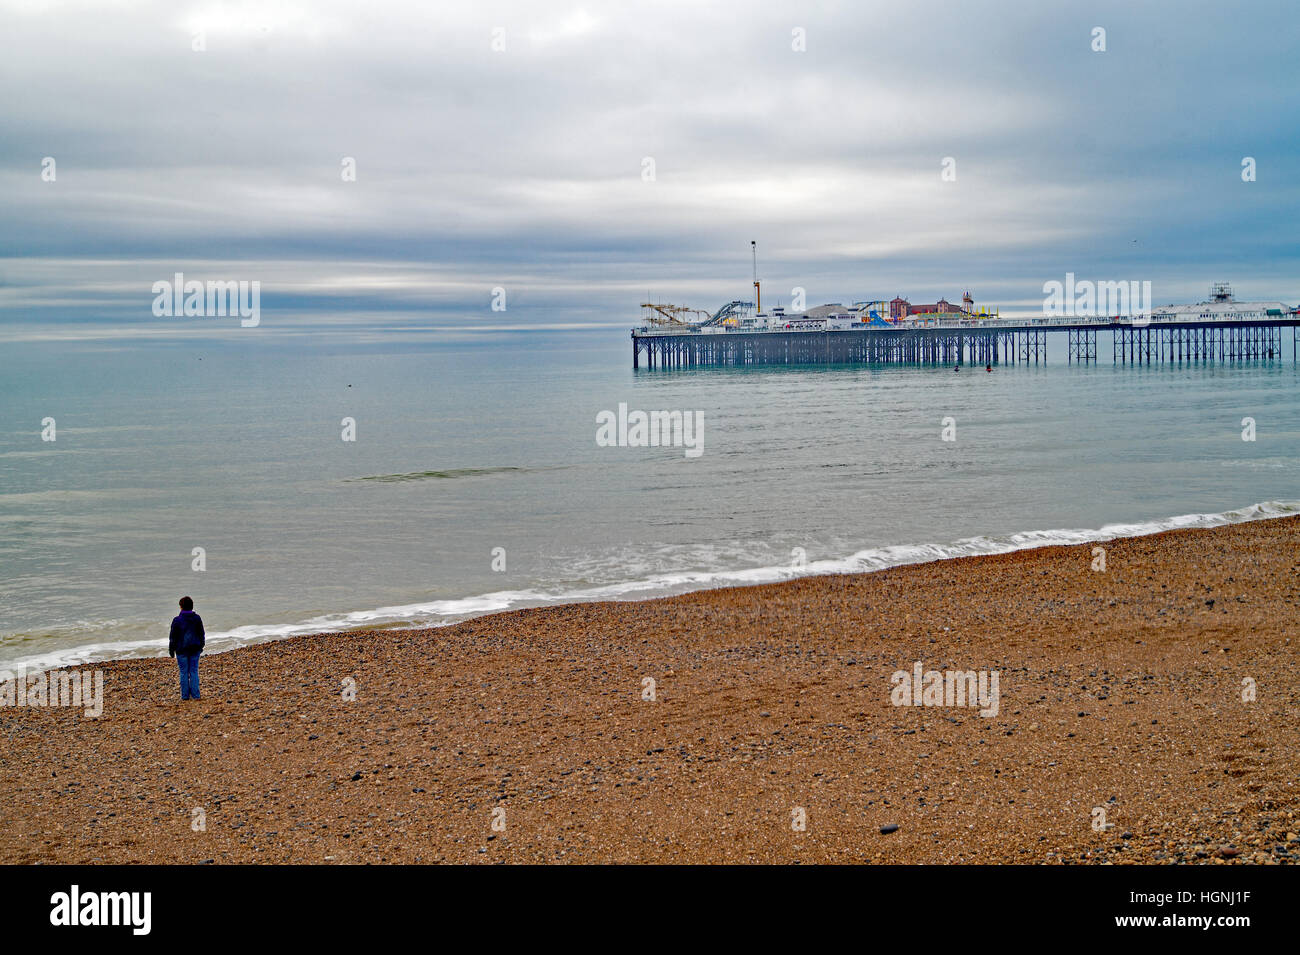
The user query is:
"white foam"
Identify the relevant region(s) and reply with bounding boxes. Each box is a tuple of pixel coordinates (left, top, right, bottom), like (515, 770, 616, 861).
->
(8, 500, 1297, 674)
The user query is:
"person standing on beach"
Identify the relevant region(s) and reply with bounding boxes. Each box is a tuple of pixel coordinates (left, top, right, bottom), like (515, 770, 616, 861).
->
(168, 596, 205, 701)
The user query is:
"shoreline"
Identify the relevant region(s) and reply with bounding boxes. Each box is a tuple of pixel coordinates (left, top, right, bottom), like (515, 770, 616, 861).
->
(1, 516, 1298, 863)
(6, 499, 1298, 675)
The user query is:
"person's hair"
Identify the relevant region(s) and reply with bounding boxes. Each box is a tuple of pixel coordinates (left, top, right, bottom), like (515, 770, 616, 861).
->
(179, 596, 194, 611)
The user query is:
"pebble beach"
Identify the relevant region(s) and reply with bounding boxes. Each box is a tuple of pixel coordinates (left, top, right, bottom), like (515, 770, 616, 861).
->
(2, 516, 1297, 864)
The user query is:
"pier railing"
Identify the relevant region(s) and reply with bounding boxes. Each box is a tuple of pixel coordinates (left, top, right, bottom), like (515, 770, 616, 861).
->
(631, 315, 1300, 368)
(633, 313, 1297, 336)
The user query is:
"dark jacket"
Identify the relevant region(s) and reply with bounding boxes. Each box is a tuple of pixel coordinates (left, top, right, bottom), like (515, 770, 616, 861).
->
(169, 610, 206, 656)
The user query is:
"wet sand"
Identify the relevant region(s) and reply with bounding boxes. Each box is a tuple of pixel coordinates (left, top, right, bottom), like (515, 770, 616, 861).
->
(1, 517, 1298, 864)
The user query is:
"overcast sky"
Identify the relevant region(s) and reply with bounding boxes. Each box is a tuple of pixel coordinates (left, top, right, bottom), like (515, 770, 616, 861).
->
(2, 0, 1298, 335)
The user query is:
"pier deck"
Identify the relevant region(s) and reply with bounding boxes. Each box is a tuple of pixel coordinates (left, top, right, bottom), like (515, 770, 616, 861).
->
(631, 317, 1300, 369)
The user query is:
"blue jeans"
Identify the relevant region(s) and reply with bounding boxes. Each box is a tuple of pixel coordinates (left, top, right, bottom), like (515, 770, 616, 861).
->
(177, 653, 200, 700)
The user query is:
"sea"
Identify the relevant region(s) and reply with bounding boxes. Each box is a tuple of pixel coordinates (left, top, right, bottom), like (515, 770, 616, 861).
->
(2, 319, 1298, 672)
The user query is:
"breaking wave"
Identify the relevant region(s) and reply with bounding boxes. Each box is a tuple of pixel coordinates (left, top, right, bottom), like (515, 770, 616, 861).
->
(7, 499, 1297, 674)
(346, 466, 529, 483)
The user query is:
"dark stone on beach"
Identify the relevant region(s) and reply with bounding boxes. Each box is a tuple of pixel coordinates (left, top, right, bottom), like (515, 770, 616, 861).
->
(1122, 832, 1133, 839)
(350, 772, 363, 781)
(880, 824, 900, 834)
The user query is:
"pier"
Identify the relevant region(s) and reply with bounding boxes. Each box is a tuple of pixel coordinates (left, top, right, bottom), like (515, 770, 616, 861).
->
(631, 316, 1300, 369)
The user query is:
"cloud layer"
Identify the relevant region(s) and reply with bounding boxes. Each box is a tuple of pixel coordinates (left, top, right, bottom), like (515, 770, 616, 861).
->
(2, 0, 1298, 332)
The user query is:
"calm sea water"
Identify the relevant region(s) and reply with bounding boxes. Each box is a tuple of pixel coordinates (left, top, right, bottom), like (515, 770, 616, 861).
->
(2, 323, 1298, 671)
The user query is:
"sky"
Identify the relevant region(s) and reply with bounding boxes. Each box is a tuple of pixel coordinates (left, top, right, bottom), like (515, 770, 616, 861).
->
(1, 0, 1298, 337)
